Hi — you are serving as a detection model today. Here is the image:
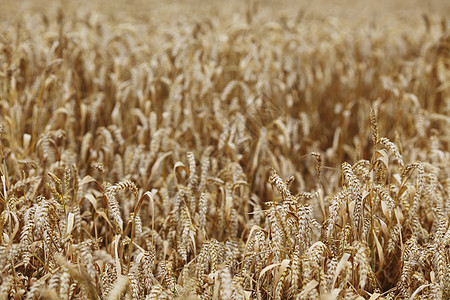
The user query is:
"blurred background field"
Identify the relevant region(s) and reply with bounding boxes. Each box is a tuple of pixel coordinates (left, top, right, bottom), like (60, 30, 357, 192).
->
(1, 0, 450, 22)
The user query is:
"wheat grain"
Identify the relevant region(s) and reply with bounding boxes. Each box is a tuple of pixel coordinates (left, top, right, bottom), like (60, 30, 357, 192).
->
(0, 2, 448, 299)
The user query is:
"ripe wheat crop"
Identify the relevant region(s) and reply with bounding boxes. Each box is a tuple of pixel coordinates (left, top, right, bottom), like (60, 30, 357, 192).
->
(0, 0, 449, 299)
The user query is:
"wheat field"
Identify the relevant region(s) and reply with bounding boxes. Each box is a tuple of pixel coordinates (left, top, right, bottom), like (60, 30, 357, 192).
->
(0, 0, 449, 299)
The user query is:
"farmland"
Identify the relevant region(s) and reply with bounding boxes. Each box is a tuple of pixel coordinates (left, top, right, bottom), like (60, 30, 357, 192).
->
(0, 0, 449, 299)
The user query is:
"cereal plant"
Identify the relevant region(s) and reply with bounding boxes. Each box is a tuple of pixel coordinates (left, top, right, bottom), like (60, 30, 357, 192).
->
(0, 0, 449, 299)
